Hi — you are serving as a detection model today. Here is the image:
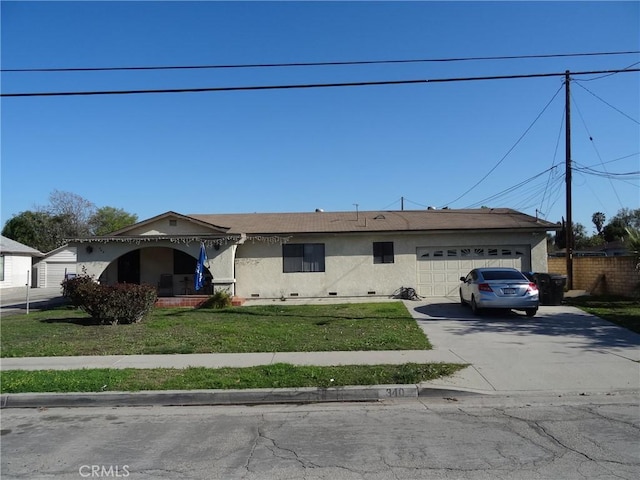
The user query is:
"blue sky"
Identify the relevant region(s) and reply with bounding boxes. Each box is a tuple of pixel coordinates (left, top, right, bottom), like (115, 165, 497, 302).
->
(2, 1, 638, 234)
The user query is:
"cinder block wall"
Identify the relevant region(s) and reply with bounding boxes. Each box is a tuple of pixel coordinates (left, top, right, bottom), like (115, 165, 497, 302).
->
(547, 256, 639, 297)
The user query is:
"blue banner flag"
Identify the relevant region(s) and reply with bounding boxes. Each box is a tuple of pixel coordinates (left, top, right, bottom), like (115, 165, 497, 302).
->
(195, 242, 207, 291)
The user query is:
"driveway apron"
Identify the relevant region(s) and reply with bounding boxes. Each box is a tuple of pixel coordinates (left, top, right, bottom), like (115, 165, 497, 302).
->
(404, 298, 640, 395)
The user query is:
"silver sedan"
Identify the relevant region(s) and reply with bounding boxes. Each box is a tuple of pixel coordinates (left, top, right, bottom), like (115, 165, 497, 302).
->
(459, 267, 539, 317)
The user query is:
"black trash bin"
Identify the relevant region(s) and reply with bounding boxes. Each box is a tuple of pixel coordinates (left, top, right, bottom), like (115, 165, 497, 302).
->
(549, 275, 567, 305)
(532, 273, 552, 305)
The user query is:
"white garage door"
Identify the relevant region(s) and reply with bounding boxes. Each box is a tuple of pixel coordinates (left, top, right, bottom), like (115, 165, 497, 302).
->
(45, 263, 76, 288)
(416, 245, 530, 297)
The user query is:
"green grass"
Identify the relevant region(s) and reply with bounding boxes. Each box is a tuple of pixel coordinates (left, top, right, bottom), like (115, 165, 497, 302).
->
(0, 363, 466, 393)
(565, 295, 640, 334)
(1, 302, 431, 357)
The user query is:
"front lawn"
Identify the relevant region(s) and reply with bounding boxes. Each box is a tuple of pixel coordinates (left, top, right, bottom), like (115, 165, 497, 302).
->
(0, 363, 466, 393)
(565, 295, 640, 334)
(1, 302, 431, 357)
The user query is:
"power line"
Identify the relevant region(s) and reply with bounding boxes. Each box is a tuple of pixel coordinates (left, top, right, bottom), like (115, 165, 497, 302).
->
(584, 152, 640, 168)
(573, 81, 640, 125)
(571, 91, 625, 210)
(3, 67, 639, 98)
(539, 107, 566, 221)
(574, 163, 640, 178)
(574, 60, 640, 81)
(3, 50, 639, 73)
(463, 167, 559, 208)
(442, 82, 565, 207)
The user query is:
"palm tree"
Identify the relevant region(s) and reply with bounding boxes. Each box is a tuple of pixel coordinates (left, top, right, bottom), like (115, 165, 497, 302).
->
(592, 212, 606, 236)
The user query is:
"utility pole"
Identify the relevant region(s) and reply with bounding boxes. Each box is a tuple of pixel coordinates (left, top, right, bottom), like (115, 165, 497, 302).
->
(565, 70, 574, 290)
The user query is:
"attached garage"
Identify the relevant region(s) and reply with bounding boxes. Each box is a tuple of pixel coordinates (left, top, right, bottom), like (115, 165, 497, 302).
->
(417, 245, 530, 297)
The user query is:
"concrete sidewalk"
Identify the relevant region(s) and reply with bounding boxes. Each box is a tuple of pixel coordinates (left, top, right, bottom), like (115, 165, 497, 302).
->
(0, 350, 460, 371)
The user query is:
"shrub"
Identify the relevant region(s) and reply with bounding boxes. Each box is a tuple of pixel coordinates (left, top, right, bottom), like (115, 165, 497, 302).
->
(200, 289, 232, 309)
(62, 275, 157, 325)
(62, 275, 100, 307)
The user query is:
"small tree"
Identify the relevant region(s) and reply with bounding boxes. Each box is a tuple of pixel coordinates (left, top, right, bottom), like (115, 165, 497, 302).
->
(88, 206, 138, 236)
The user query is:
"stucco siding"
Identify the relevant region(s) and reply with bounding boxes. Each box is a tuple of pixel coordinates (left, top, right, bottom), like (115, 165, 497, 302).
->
(139, 247, 172, 286)
(75, 241, 237, 292)
(126, 218, 224, 236)
(234, 231, 549, 299)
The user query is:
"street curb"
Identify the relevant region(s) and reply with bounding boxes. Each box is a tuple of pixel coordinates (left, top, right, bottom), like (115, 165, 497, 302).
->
(1, 384, 480, 409)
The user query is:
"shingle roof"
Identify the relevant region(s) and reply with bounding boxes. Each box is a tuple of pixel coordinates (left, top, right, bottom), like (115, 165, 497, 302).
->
(188, 208, 559, 235)
(0, 235, 44, 256)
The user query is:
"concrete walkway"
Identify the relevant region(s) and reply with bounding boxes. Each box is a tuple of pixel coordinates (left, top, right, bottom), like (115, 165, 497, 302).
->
(1, 290, 638, 408)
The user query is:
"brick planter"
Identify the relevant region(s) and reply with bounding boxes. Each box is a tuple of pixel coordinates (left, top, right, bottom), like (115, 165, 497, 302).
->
(155, 296, 209, 308)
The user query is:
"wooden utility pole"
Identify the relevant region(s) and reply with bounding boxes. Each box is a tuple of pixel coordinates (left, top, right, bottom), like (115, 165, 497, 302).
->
(565, 70, 574, 289)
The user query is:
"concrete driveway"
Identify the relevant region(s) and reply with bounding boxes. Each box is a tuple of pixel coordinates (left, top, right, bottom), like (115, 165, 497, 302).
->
(405, 298, 640, 395)
(0, 287, 66, 315)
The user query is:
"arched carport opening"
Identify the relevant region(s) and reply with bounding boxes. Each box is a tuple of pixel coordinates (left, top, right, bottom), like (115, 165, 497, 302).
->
(99, 245, 213, 296)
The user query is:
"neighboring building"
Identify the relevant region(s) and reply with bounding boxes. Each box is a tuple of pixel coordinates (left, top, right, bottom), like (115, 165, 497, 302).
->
(0, 235, 44, 289)
(69, 208, 559, 300)
(33, 245, 78, 288)
(601, 240, 630, 257)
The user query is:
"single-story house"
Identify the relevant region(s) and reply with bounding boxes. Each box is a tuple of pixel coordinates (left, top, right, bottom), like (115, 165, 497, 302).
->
(33, 244, 78, 288)
(68, 208, 559, 300)
(0, 235, 44, 289)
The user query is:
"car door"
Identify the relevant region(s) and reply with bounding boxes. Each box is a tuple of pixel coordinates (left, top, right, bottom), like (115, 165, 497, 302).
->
(460, 271, 474, 302)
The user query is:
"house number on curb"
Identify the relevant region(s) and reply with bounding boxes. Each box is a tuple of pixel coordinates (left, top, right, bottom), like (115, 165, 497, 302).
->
(386, 388, 405, 397)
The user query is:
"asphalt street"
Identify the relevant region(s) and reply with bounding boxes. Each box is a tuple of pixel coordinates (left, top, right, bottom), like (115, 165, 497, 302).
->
(1, 393, 638, 479)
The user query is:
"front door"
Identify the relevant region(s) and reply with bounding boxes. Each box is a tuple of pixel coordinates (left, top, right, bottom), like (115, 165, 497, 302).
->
(118, 250, 140, 284)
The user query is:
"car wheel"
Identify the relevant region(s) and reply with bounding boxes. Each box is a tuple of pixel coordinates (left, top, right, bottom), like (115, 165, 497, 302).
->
(459, 289, 466, 306)
(525, 308, 537, 317)
(471, 296, 482, 316)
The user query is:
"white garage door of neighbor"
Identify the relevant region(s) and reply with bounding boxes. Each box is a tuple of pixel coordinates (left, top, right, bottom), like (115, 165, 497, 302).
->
(45, 263, 76, 288)
(416, 245, 530, 297)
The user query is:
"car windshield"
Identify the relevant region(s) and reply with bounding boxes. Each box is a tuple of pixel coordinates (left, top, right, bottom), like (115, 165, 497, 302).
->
(481, 270, 525, 281)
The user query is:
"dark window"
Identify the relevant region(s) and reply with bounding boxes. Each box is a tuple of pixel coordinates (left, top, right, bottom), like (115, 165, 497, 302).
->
(174, 250, 196, 274)
(373, 242, 394, 264)
(0, 255, 4, 282)
(283, 244, 325, 272)
(482, 270, 526, 281)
